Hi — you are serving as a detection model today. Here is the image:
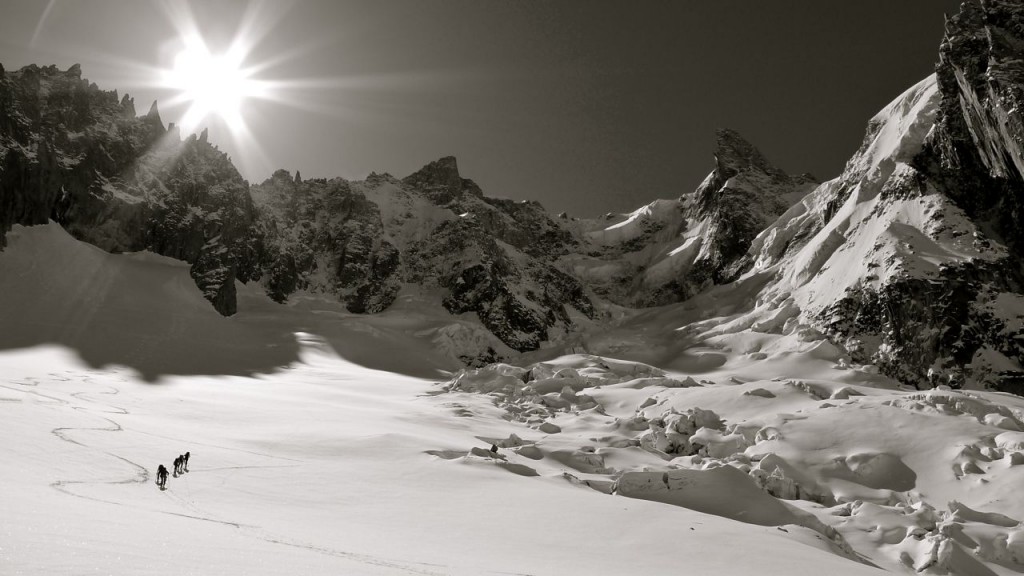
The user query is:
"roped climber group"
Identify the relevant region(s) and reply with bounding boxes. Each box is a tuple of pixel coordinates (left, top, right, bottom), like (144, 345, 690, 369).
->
(155, 451, 190, 489)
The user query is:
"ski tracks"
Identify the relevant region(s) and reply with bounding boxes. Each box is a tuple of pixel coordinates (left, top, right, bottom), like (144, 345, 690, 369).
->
(8, 372, 453, 575)
(252, 531, 449, 576)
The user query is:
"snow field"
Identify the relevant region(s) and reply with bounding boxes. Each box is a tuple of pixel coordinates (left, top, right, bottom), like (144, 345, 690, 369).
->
(1, 226, 879, 575)
(438, 349, 1024, 574)
(2, 343, 891, 576)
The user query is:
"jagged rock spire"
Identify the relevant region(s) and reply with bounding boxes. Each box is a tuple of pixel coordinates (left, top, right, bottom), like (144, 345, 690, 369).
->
(143, 100, 165, 134)
(711, 128, 788, 181)
(119, 94, 135, 117)
(683, 127, 817, 286)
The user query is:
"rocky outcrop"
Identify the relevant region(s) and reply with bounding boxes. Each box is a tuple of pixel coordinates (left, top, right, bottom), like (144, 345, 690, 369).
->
(404, 217, 591, 350)
(453, 196, 578, 260)
(251, 171, 401, 313)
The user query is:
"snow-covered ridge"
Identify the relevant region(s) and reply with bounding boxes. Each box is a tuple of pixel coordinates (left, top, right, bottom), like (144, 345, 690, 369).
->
(559, 129, 817, 308)
(728, 5, 1024, 391)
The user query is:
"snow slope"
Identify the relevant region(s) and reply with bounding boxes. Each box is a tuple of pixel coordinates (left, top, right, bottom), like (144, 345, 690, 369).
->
(6, 220, 1024, 576)
(0, 224, 883, 575)
(748, 75, 1003, 313)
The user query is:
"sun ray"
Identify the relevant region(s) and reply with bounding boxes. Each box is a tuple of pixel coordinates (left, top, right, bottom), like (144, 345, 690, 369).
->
(29, 0, 58, 47)
(221, 115, 274, 181)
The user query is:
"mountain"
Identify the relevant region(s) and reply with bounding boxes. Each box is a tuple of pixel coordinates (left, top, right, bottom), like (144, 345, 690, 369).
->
(728, 0, 1024, 392)
(550, 0, 1024, 393)
(558, 128, 816, 307)
(2, 0, 1023, 390)
(250, 159, 592, 359)
(0, 65, 824, 363)
(0, 65, 591, 361)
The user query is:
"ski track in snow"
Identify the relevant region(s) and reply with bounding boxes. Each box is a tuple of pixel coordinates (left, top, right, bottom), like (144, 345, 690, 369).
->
(253, 534, 450, 576)
(7, 374, 460, 575)
(2, 377, 251, 525)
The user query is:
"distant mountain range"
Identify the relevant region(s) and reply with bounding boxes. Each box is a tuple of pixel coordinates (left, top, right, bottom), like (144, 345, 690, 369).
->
(2, 0, 1023, 390)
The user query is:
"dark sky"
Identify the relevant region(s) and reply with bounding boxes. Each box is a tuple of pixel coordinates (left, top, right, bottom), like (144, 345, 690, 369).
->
(1, 0, 962, 216)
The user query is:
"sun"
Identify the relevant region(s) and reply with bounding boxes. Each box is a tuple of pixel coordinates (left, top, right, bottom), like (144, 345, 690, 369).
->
(164, 45, 260, 132)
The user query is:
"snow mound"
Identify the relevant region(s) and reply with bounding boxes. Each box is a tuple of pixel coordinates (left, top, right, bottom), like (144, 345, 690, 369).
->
(614, 466, 798, 526)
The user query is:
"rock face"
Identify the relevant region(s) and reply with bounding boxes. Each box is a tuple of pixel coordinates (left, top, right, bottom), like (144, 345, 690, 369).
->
(251, 171, 400, 312)
(902, 0, 1024, 390)
(400, 155, 482, 203)
(686, 129, 818, 286)
(558, 129, 816, 307)
(0, 64, 261, 315)
(251, 160, 592, 353)
(918, 0, 1024, 255)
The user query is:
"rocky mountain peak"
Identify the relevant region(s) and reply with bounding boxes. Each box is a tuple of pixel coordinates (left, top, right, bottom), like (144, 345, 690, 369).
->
(681, 128, 817, 286)
(692, 129, 813, 214)
(402, 156, 482, 203)
(410, 155, 460, 185)
(712, 128, 785, 181)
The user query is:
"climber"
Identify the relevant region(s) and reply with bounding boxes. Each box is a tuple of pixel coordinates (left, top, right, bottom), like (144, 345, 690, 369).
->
(156, 464, 168, 489)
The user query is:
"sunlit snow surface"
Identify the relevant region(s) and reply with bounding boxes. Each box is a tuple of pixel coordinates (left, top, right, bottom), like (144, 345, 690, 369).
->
(0, 224, 887, 576)
(4, 227, 1024, 575)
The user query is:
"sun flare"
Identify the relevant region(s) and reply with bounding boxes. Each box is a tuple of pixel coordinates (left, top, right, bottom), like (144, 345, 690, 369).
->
(164, 45, 260, 131)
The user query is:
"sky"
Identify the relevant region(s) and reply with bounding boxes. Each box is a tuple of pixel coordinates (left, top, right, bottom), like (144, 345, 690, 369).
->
(0, 0, 963, 217)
